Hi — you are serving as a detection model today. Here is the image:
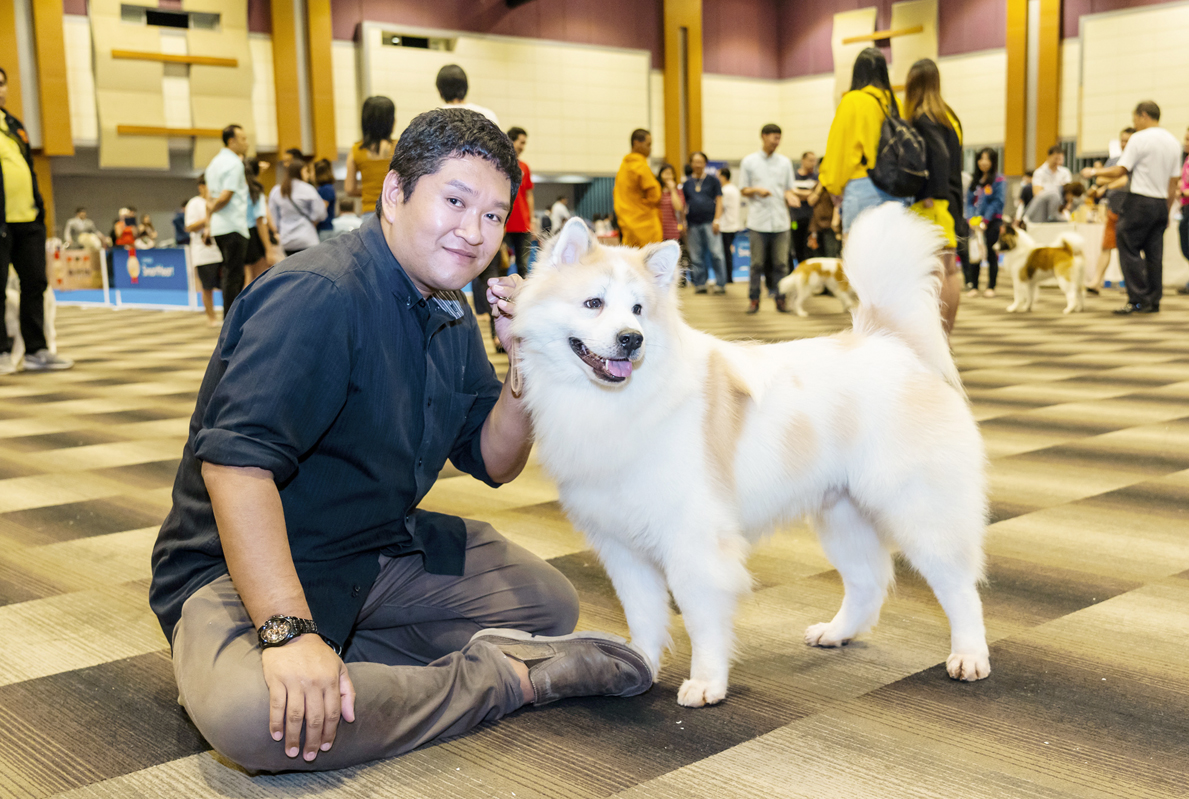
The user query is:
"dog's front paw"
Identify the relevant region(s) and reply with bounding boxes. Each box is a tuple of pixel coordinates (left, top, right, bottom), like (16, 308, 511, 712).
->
(1005, 304, 1018, 313)
(804, 622, 852, 648)
(796, 310, 809, 318)
(677, 678, 727, 707)
(946, 652, 991, 681)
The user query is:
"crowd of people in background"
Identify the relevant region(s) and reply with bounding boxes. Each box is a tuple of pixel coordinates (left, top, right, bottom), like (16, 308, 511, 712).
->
(6, 50, 1189, 366)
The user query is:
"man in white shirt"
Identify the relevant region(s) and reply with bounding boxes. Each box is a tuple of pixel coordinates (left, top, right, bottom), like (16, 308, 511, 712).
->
(204, 124, 251, 316)
(549, 196, 571, 233)
(332, 198, 363, 235)
(1083, 100, 1182, 314)
(185, 176, 224, 326)
(1032, 146, 1073, 195)
(436, 65, 499, 127)
(718, 166, 742, 283)
(740, 124, 796, 313)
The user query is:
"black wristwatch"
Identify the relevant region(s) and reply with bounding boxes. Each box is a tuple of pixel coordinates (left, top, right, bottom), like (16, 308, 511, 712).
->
(258, 615, 319, 649)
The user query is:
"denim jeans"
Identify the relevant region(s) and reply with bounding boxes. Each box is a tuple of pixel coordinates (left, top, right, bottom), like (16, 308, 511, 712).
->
(841, 176, 910, 233)
(687, 222, 726, 287)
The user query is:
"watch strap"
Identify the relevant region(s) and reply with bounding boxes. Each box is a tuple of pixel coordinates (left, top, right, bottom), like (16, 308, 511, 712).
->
(258, 615, 319, 649)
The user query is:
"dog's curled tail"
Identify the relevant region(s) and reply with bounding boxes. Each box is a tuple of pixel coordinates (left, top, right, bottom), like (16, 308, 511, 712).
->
(844, 203, 962, 393)
(1057, 232, 1085, 256)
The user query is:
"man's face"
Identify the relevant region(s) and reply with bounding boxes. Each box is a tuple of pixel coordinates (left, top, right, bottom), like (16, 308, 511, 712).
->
(512, 134, 526, 158)
(228, 127, 249, 155)
(762, 132, 781, 153)
(381, 155, 511, 298)
(634, 135, 652, 158)
(0, 72, 7, 109)
(801, 152, 817, 172)
(1048, 151, 1063, 168)
(690, 153, 706, 175)
(77, 210, 87, 220)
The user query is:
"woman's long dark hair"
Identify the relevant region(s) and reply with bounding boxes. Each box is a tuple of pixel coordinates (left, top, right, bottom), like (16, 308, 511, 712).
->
(281, 158, 305, 200)
(656, 162, 677, 184)
(973, 147, 999, 186)
(360, 96, 396, 153)
(244, 158, 263, 203)
(850, 47, 892, 94)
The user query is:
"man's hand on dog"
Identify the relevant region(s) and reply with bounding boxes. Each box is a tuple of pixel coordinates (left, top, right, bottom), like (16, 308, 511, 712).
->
(262, 634, 355, 761)
(487, 274, 524, 352)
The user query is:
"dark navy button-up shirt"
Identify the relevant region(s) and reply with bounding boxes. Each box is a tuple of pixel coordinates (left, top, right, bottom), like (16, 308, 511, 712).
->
(150, 215, 503, 648)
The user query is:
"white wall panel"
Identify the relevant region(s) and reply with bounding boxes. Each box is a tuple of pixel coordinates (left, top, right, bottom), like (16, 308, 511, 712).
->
(938, 49, 1007, 146)
(63, 15, 98, 145)
(1081, 3, 1189, 154)
(360, 23, 651, 175)
(333, 40, 359, 152)
(649, 69, 665, 162)
(778, 74, 836, 158)
(248, 35, 276, 151)
(1059, 39, 1079, 141)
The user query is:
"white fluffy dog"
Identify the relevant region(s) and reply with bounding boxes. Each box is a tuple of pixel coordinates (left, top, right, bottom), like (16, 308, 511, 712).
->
(776, 257, 859, 317)
(511, 205, 991, 708)
(1000, 222, 1086, 314)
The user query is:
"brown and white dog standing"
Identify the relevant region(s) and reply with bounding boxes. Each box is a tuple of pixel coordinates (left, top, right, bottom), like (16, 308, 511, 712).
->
(1000, 222, 1086, 313)
(776, 257, 858, 317)
(511, 205, 991, 707)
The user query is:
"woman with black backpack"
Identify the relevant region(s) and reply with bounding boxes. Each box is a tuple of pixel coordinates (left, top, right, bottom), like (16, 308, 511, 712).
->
(904, 57, 965, 336)
(819, 48, 913, 240)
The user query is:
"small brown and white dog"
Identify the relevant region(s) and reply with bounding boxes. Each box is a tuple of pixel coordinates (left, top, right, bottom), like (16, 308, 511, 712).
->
(512, 205, 990, 707)
(1000, 222, 1086, 313)
(776, 257, 858, 317)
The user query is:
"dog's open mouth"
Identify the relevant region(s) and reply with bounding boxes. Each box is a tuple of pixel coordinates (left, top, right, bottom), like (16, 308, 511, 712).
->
(569, 337, 632, 382)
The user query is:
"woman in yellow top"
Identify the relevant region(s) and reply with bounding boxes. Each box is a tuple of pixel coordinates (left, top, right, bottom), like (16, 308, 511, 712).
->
(345, 96, 395, 218)
(819, 48, 911, 237)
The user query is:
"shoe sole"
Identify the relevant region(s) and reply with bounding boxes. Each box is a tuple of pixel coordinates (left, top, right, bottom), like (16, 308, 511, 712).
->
(469, 628, 657, 686)
(23, 363, 73, 371)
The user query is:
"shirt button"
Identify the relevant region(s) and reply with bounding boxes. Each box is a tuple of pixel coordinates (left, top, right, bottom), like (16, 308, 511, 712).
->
(417, 457, 423, 468)
(351, 585, 360, 597)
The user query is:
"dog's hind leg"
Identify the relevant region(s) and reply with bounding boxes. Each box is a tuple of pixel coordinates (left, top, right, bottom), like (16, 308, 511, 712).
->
(592, 537, 672, 675)
(665, 532, 751, 707)
(805, 496, 894, 648)
(886, 509, 990, 682)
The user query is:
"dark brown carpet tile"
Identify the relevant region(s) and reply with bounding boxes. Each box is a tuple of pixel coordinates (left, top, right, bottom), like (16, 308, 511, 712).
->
(1006, 439, 1189, 477)
(0, 651, 209, 798)
(1058, 372, 1184, 389)
(0, 429, 127, 454)
(0, 455, 48, 480)
(0, 390, 94, 405)
(859, 640, 1189, 799)
(80, 407, 190, 425)
(89, 459, 182, 491)
(1074, 479, 1189, 522)
(978, 413, 1126, 438)
(0, 559, 60, 607)
(0, 496, 168, 546)
(987, 498, 1042, 524)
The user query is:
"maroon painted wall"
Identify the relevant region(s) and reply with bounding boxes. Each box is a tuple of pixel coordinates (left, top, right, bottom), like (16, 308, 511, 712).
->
(703, 0, 780, 79)
(248, 0, 271, 34)
(327, 0, 664, 68)
(1062, 0, 1179, 37)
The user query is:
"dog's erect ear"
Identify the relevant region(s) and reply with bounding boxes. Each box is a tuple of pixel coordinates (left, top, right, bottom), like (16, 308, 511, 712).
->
(640, 240, 681, 286)
(550, 217, 596, 266)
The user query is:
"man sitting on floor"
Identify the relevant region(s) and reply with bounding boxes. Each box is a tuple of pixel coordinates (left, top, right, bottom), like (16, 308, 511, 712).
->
(149, 108, 653, 773)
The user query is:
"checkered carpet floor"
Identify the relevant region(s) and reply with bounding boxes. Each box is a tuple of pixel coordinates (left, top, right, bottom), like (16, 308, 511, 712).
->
(1, 283, 1187, 798)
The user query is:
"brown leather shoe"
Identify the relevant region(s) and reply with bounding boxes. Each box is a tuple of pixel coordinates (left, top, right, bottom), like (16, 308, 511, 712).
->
(775, 296, 789, 313)
(470, 629, 655, 706)
(746, 299, 760, 314)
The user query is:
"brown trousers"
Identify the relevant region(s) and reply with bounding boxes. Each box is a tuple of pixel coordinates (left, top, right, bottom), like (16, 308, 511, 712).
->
(172, 520, 580, 772)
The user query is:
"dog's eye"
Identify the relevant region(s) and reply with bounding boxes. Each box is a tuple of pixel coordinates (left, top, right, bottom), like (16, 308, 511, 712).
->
(584, 298, 602, 310)
(632, 304, 643, 315)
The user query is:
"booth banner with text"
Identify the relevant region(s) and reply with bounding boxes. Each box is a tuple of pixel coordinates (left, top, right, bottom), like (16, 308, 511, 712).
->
(113, 248, 189, 290)
(51, 248, 105, 291)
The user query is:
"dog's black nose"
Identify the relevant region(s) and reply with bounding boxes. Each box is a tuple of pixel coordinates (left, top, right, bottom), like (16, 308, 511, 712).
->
(618, 330, 644, 354)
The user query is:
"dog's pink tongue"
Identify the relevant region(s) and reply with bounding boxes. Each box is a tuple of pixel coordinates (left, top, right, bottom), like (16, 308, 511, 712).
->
(607, 359, 633, 378)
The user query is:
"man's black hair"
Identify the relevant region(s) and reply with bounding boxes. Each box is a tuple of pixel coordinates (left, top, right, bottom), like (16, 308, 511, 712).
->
(436, 65, 468, 103)
(850, 48, 892, 94)
(630, 128, 650, 146)
(689, 151, 708, 163)
(1122, 126, 1136, 135)
(1047, 144, 1063, 156)
(719, 166, 731, 180)
(285, 147, 304, 160)
(1134, 100, 1160, 121)
(761, 123, 782, 136)
(507, 126, 527, 142)
(387, 107, 522, 209)
(801, 151, 815, 160)
(197, 174, 206, 186)
(75, 207, 86, 214)
(0, 67, 7, 82)
(222, 124, 242, 145)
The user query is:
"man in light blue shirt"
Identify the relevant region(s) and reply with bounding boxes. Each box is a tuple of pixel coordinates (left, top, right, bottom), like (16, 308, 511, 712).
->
(740, 123, 796, 313)
(205, 124, 251, 314)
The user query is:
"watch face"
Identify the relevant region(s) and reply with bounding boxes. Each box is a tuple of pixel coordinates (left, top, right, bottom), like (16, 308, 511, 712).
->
(260, 618, 293, 644)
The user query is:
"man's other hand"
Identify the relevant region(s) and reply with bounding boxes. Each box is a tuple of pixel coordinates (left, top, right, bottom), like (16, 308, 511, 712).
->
(262, 634, 356, 761)
(487, 273, 524, 352)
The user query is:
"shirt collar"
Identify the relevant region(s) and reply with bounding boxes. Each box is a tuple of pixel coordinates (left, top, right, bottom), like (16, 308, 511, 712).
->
(359, 213, 467, 323)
